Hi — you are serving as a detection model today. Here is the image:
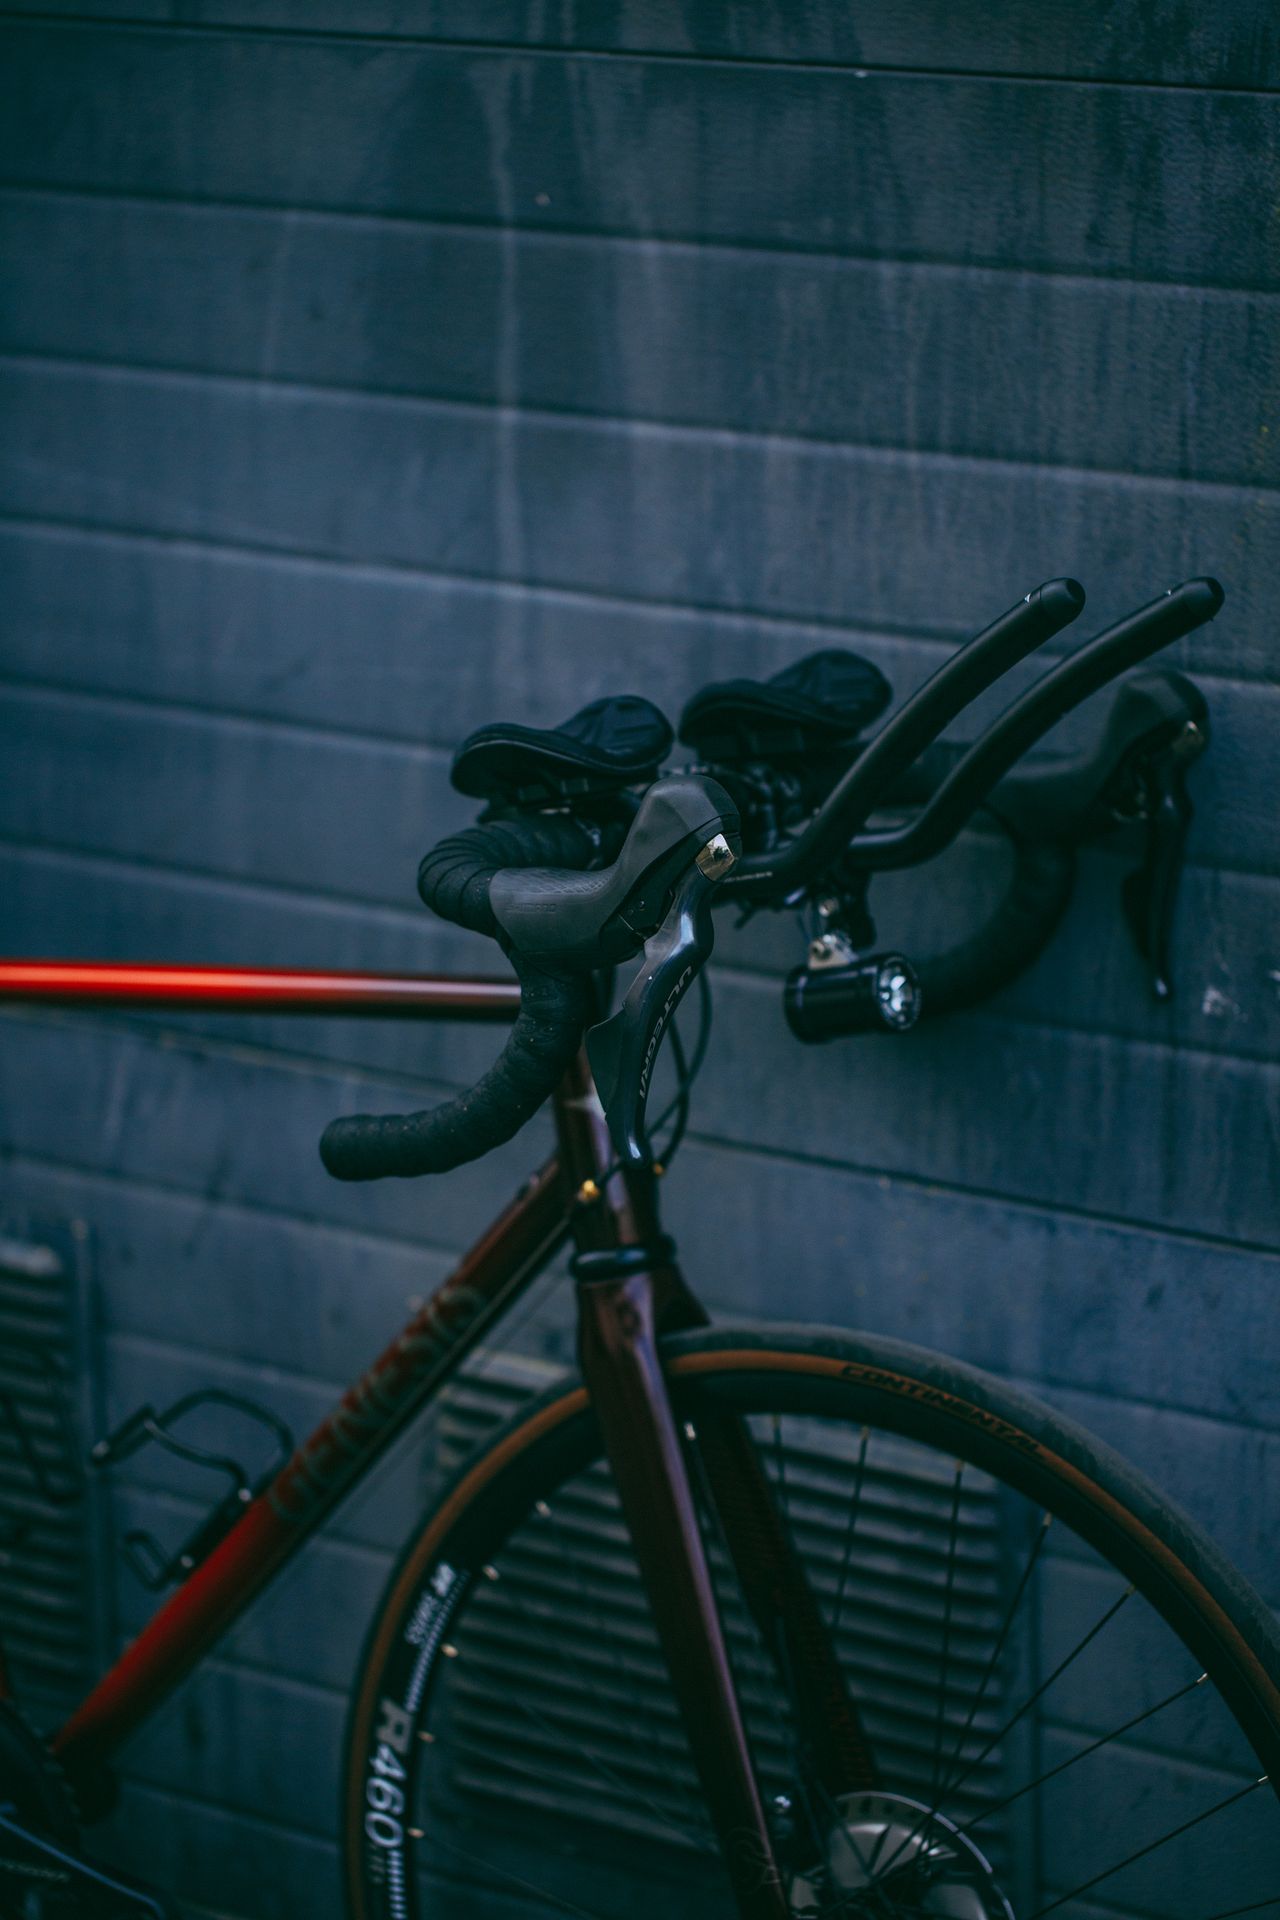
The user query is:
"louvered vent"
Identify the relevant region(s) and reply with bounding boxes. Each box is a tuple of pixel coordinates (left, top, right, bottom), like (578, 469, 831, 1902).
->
(436, 1354, 1028, 1875)
(0, 1221, 107, 1717)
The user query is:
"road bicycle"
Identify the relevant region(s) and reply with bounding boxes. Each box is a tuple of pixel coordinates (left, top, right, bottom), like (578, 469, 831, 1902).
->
(1, 575, 1277, 1920)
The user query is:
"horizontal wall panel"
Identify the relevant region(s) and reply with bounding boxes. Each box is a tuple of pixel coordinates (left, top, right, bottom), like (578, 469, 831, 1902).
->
(98, 1781, 645, 1920)
(1, 362, 1274, 682)
(3, 634, 1274, 885)
(665, 1142, 1280, 1433)
(2, 28, 1278, 286)
(1, 970, 1275, 1250)
(6, 192, 1280, 487)
(7, 518, 1275, 747)
(0, 847, 530, 1100)
(1040, 1558, 1272, 1762)
(5, 804, 1280, 1071)
(9, 1097, 1280, 1449)
(0, 1007, 560, 1252)
(3, 1162, 462, 1383)
(1037, 1730, 1278, 1916)
(10, 1132, 1279, 1438)
(7, 4, 1279, 86)
(697, 975, 1280, 1252)
(720, 845, 1280, 1061)
(2, 522, 1274, 878)
(0, 683, 469, 910)
(1027, 1380, 1280, 1604)
(97, 1783, 338, 1920)
(118, 1657, 343, 1838)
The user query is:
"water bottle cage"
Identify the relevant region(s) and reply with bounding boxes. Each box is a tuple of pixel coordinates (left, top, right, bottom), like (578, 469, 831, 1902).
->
(91, 1389, 293, 1590)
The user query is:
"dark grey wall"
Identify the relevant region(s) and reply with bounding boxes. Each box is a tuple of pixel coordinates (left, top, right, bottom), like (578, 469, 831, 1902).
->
(1, 7, 1277, 1915)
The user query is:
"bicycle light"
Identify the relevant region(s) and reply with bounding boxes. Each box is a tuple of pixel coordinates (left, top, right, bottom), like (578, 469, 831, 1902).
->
(784, 952, 922, 1041)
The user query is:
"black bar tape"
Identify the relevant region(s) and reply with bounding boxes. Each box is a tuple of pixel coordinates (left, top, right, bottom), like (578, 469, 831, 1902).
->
(877, 743, 1073, 1013)
(320, 813, 604, 1181)
(914, 837, 1074, 1016)
(319, 955, 592, 1179)
(417, 815, 598, 934)
(881, 741, 968, 810)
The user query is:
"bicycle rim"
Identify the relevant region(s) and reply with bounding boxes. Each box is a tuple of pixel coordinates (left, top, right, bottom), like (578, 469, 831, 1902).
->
(343, 1325, 1280, 1920)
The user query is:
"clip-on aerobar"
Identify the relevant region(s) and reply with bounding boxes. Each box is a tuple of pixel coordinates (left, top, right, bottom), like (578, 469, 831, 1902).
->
(489, 774, 743, 1169)
(722, 577, 1086, 902)
(841, 578, 1223, 872)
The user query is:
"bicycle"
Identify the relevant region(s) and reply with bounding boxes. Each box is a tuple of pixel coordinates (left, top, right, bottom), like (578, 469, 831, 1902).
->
(1, 573, 1276, 1920)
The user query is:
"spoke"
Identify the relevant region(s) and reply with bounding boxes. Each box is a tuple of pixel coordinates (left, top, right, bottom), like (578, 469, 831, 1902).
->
(931, 1580, 1135, 1809)
(422, 1825, 618, 1920)
(829, 1427, 870, 1643)
(938, 1510, 1051, 1789)
(538, 1497, 677, 1783)
(760, 1552, 885, 1916)
(798, 1742, 893, 1918)
(682, 1429, 895, 1919)
(1025, 1774, 1269, 1919)
(793, 1768, 876, 1915)
(506, 1678, 716, 1853)
(1199, 1903, 1280, 1919)
(930, 1460, 965, 1800)
(466, 1266, 569, 1395)
(872, 1582, 1135, 1889)
(960, 1670, 1208, 1833)
(487, 1527, 716, 1853)
(682, 1418, 795, 1765)
(771, 1413, 792, 1526)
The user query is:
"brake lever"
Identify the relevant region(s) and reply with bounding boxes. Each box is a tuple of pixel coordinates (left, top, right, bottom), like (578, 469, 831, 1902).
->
(1119, 715, 1207, 1001)
(587, 832, 739, 1166)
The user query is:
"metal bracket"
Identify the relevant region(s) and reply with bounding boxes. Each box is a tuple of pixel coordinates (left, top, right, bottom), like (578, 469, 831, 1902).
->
(0, 1349, 85, 1555)
(91, 1389, 293, 1590)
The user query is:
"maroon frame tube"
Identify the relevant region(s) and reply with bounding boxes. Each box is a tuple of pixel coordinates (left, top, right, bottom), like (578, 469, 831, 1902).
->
(0, 960, 520, 1019)
(52, 1154, 569, 1787)
(579, 1268, 790, 1919)
(17, 965, 852, 1917)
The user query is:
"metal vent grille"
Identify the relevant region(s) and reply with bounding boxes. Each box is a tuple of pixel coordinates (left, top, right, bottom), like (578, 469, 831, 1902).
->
(436, 1355, 1026, 1872)
(0, 1220, 106, 1716)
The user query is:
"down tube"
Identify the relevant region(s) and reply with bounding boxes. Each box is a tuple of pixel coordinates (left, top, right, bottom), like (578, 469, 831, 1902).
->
(52, 1157, 570, 1790)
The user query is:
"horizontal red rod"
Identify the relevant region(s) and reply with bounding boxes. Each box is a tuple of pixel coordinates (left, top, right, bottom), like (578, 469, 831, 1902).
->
(0, 960, 520, 1020)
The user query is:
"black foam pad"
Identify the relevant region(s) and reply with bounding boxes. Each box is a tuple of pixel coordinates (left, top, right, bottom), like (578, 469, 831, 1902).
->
(452, 694, 673, 802)
(679, 650, 892, 761)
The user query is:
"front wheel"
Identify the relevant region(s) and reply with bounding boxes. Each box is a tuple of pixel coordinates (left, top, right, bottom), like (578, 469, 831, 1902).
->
(342, 1325, 1280, 1920)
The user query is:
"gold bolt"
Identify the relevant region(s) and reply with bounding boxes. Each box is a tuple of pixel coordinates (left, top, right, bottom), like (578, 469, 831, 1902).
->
(577, 1178, 601, 1204)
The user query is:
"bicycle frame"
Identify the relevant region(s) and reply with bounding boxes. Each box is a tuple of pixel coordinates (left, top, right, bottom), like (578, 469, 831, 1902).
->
(0, 959, 865, 1917)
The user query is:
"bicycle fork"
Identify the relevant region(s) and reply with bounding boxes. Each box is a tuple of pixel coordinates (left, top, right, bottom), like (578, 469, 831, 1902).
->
(576, 1258, 878, 1920)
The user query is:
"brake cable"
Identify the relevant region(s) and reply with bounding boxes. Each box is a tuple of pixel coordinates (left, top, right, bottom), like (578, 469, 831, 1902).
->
(595, 968, 714, 1188)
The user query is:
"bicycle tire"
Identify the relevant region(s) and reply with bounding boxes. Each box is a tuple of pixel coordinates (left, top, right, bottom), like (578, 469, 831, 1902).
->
(342, 1323, 1280, 1920)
